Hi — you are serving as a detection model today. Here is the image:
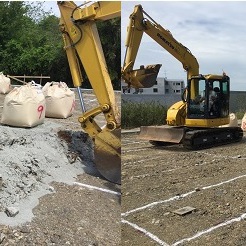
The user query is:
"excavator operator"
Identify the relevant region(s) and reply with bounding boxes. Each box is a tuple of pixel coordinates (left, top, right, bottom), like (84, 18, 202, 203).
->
(210, 87, 220, 116)
(192, 85, 218, 116)
(207, 86, 217, 113)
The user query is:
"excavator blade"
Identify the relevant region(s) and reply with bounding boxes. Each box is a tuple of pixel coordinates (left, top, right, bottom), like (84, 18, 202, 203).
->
(138, 125, 185, 144)
(130, 64, 161, 88)
(94, 128, 121, 184)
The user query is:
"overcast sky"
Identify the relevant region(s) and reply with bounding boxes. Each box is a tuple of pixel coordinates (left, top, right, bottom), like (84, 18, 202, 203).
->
(42, 1, 59, 16)
(121, 1, 246, 91)
(42, 1, 246, 91)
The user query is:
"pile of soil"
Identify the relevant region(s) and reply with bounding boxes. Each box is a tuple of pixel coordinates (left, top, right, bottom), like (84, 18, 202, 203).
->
(0, 121, 94, 225)
(0, 91, 121, 245)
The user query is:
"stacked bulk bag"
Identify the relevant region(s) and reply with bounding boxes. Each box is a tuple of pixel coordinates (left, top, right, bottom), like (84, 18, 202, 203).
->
(227, 113, 238, 127)
(42, 82, 75, 119)
(241, 113, 246, 131)
(220, 113, 238, 128)
(1, 82, 45, 127)
(0, 72, 12, 94)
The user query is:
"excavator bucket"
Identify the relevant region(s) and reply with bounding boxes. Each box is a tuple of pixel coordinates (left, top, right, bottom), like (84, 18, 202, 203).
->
(138, 125, 185, 144)
(129, 64, 161, 88)
(94, 128, 121, 184)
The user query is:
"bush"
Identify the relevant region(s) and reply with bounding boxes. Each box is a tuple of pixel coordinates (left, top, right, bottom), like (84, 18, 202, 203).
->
(121, 100, 167, 129)
(235, 111, 245, 120)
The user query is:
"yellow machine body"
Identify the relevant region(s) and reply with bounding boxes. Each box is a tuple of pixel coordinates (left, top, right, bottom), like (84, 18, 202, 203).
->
(123, 5, 242, 148)
(58, 1, 121, 184)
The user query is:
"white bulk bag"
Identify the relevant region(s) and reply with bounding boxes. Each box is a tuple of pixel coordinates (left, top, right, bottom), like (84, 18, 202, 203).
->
(0, 72, 12, 94)
(42, 82, 75, 119)
(241, 113, 246, 131)
(227, 113, 238, 127)
(220, 113, 238, 128)
(1, 82, 45, 127)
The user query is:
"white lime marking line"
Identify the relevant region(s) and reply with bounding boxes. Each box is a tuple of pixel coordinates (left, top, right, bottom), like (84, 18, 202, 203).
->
(73, 182, 121, 196)
(122, 219, 170, 246)
(172, 212, 246, 246)
(122, 173, 246, 217)
(122, 174, 246, 245)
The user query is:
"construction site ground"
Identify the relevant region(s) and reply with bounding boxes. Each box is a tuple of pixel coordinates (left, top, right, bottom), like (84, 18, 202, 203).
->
(0, 90, 120, 245)
(121, 131, 246, 246)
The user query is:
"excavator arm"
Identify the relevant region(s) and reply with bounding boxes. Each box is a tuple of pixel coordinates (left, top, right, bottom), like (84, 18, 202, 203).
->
(58, 1, 121, 184)
(122, 4, 199, 94)
(124, 4, 243, 149)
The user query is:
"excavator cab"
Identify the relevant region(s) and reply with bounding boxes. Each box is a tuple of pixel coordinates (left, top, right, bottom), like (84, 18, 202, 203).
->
(140, 73, 243, 149)
(186, 74, 230, 127)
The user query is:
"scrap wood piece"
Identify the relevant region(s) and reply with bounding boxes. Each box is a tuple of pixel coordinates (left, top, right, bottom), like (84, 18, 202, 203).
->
(173, 206, 196, 216)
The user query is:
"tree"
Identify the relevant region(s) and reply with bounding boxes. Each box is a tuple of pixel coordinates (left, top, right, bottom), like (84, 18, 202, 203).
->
(0, 1, 120, 89)
(0, 1, 69, 84)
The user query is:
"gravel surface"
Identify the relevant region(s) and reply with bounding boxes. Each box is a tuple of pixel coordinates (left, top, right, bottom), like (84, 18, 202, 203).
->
(121, 131, 246, 246)
(0, 90, 121, 245)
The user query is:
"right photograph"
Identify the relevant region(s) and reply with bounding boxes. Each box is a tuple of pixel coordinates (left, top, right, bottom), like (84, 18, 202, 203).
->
(121, 1, 246, 245)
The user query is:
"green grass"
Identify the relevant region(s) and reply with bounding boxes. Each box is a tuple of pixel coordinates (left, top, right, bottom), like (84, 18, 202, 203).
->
(235, 111, 246, 120)
(121, 100, 167, 129)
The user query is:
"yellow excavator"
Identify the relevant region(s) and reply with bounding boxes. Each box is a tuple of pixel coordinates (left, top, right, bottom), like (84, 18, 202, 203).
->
(58, 1, 121, 183)
(122, 5, 243, 149)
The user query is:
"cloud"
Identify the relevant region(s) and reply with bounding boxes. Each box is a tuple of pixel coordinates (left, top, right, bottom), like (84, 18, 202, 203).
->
(42, 1, 84, 17)
(122, 1, 246, 91)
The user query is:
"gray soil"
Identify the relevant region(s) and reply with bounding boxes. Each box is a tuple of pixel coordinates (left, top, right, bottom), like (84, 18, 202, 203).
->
(0, 90, 120, 245)
(121, 131, 246, 246)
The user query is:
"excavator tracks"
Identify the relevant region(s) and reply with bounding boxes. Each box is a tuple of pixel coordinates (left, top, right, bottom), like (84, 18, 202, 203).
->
(182, 127, 243, 150)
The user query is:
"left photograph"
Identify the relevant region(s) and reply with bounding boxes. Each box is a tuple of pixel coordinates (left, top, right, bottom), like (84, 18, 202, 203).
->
(0, 1, 121, 245)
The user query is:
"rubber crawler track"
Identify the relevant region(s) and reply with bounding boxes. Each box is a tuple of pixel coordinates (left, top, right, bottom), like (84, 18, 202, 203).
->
(182, 127, 243, 150)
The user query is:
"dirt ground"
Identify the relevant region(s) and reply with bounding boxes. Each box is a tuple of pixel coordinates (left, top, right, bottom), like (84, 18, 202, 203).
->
(0, 90, 121, 245)
(121, 131, 246, 246)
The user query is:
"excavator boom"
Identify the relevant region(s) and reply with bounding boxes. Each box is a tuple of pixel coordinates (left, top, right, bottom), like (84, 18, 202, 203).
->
(123, 4, 243, 149)
(122, 5, 199, 91)
(122, 5, 162, 88)
(58, 1, 121, 184)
